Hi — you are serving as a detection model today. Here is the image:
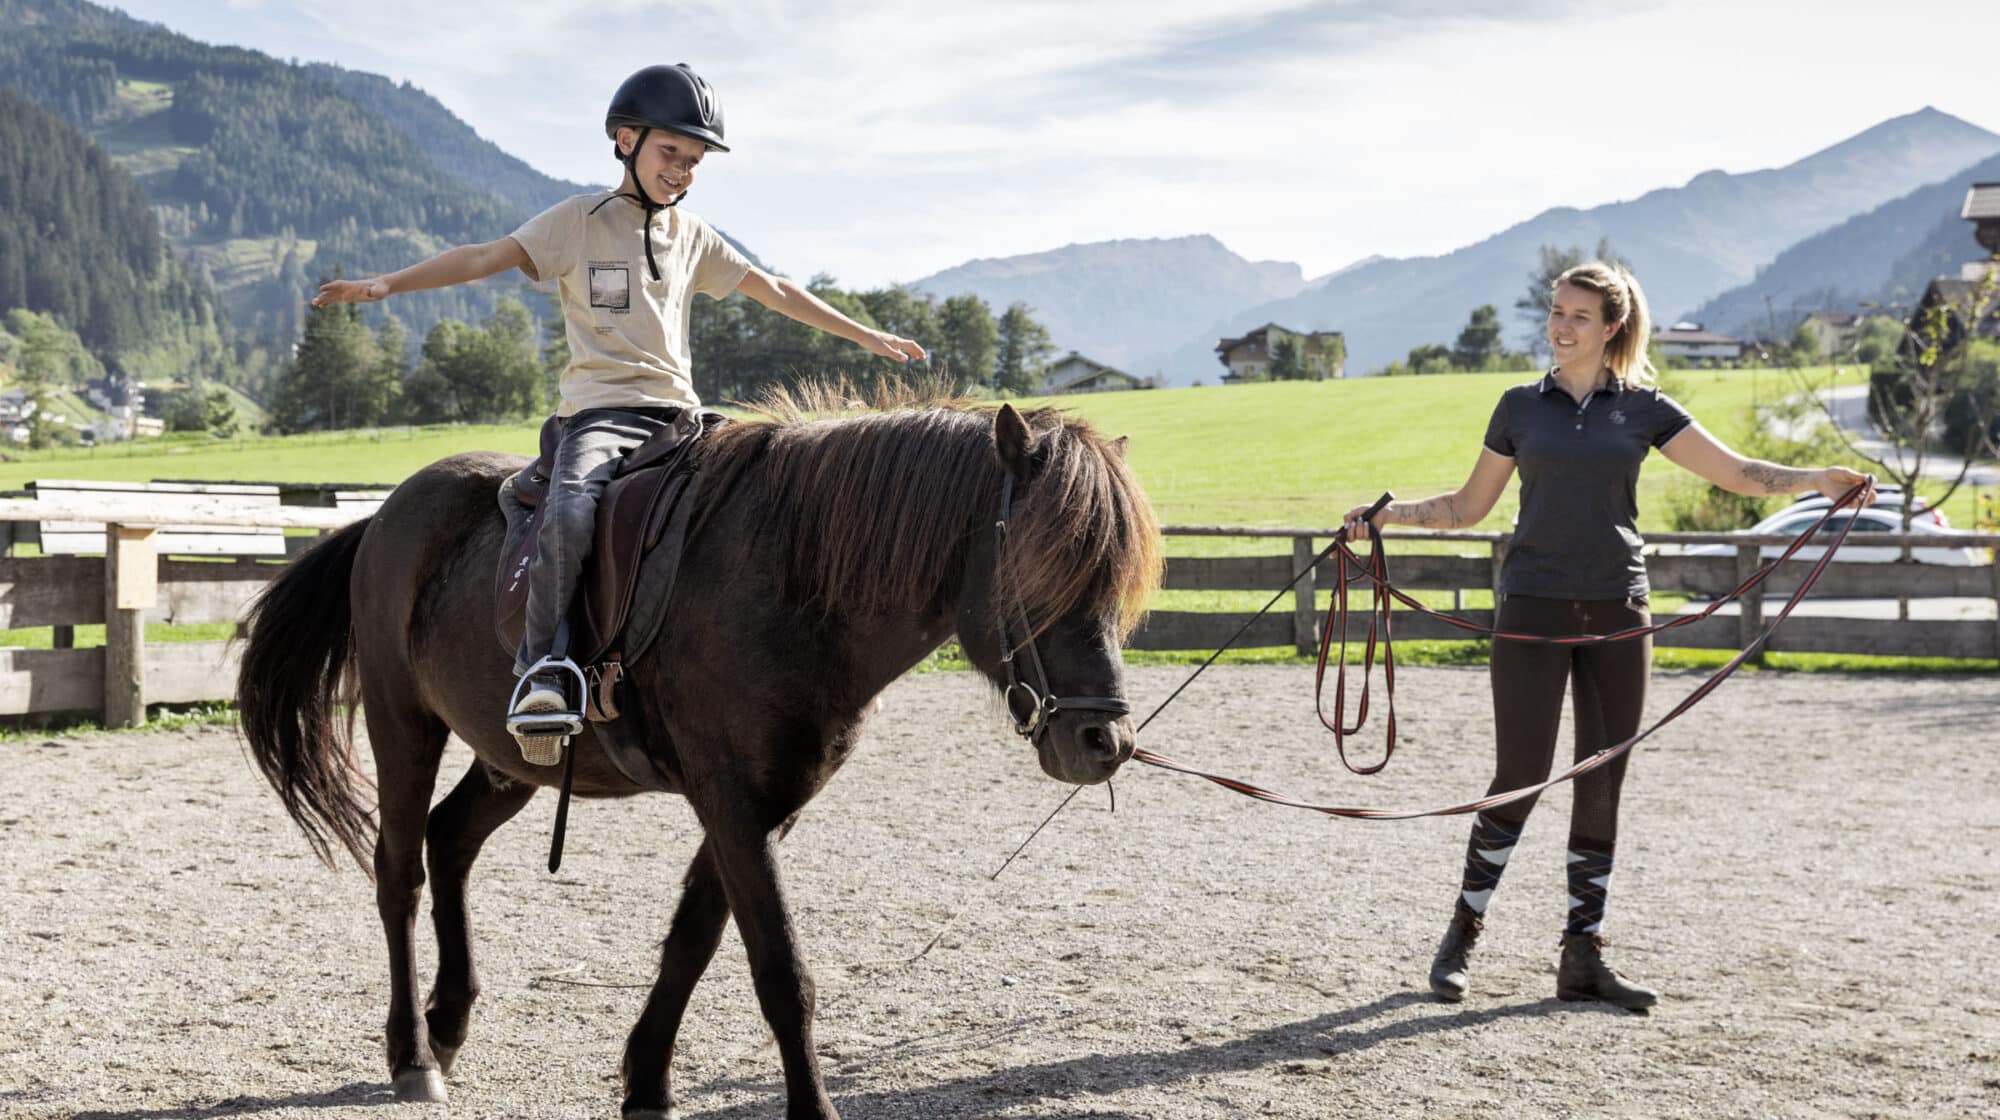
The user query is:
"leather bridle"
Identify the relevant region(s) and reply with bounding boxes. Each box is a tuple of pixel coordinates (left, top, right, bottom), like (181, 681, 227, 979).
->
(992, 473, 1132, 742)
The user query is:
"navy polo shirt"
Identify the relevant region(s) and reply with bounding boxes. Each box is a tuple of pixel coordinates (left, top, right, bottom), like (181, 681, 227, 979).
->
(1482, 372, 1692, 599)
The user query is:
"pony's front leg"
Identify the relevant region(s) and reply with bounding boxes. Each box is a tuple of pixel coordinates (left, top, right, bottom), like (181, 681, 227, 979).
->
(707, 821, 838, 1120)
(621, 838, 731, 1119)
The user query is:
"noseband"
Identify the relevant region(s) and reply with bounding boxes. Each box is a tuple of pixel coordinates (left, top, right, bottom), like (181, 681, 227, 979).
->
(993, 474, 1132, 742)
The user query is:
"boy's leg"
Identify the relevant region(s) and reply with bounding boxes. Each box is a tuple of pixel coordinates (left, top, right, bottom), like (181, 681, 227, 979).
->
(516, 409, 675, 677)
(510, 409, 672, 760)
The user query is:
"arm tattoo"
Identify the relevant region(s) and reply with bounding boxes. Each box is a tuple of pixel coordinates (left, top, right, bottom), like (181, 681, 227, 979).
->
(1401, 495, 1458, 528)
(1741, 460, 1815, 495)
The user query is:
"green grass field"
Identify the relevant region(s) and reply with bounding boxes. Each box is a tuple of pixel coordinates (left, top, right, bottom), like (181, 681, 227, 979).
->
(4, 365, 1926, 528)
(3, 368, 1990, 672)
(1027, 366, 1878, 541)
(0, 421, 539, 492)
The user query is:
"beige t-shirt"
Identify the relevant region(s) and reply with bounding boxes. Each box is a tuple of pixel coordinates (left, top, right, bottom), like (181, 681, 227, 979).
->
(509, 192, 752, 415)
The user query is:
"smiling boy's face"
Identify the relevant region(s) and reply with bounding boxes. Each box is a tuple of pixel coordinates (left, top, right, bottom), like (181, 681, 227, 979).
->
(617, 126, 706, 200)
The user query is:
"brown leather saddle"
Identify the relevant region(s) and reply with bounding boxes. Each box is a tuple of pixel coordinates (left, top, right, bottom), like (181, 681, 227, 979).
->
(494, 408, 721, 722)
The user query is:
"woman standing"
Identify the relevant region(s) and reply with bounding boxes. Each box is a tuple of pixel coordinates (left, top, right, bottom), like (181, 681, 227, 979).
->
(1344, 262, 1872, 1010)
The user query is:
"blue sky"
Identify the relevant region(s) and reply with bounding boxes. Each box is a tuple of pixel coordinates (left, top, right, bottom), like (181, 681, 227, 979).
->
(110, 0, 2000, 288)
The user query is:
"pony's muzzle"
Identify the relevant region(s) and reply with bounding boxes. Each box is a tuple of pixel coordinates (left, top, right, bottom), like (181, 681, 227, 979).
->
(1042, 714, 1134, 784)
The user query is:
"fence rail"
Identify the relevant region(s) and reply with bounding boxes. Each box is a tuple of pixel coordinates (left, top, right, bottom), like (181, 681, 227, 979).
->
(0, 504, 1993, 725)
(0, 495, 362, 728)
(1133, 526, 2000, 664)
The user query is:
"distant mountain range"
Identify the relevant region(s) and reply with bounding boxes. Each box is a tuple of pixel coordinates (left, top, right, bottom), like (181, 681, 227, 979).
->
(913, 108, 2000, 382)
(4, 0, 1996, 393)
(0, 0, 761, 380)
(910, 236, 1310, 373)
(1688, 149, 2000, 338)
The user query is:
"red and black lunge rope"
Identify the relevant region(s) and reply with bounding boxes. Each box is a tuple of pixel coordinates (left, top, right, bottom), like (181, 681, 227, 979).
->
(1128, 483, 1871, 820)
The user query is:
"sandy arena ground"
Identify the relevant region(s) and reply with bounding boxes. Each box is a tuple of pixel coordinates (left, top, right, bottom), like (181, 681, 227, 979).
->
(2, 664, 1996, 1119)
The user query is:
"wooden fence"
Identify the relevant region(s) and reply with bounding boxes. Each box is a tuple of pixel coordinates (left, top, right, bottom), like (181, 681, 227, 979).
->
(1136, 527, 2000, 662)
(0, 506, 1993, 726)
(0, 498, 359, 728)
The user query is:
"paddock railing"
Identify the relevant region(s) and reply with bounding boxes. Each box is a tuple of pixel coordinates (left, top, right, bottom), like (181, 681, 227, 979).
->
(0, 506, 1993, 726)
(0, 498, 360, 728)
(1137, 526, 2000, 662)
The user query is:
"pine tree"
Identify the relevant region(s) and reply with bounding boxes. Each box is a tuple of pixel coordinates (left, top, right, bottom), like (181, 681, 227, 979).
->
(937, 293, 997, 391)
(994, 303, 1054, 395)
(271, 293, 375, 432)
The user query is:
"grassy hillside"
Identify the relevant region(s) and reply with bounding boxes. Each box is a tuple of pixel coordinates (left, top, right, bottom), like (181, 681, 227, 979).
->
(0, 367, 1940, 530)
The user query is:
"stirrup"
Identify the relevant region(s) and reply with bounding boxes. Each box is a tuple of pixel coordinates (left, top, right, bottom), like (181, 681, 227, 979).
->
(507, 655, 589, 740)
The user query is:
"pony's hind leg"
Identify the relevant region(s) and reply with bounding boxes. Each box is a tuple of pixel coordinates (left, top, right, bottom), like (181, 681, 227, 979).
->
(621, 838, 730, 1118)
(424, 760, 537, 1076)
(363, 689, 454, 1103)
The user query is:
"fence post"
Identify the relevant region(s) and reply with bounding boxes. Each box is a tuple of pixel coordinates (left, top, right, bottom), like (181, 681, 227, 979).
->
(1990, 552, 2000, 664)
(1735, 543, 1765, 667)
(104, 523, 157, 728)
(1489, 533, 1510, 605)
(1293, 535, 1318, 655)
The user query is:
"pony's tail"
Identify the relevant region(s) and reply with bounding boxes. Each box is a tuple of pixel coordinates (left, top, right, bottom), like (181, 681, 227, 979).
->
(236, 518, 376, 873)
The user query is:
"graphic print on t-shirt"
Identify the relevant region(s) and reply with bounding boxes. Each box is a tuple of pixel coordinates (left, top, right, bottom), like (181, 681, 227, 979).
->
(588, 263, 631, 312)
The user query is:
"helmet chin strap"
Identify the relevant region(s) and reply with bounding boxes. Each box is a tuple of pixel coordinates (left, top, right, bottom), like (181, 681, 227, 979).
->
(608, 125, 689, 281)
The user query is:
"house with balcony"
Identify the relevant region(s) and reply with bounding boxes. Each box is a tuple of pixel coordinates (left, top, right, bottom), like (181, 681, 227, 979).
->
(1214, 324, 1345, 382)
(1654, 322, 1748, 365)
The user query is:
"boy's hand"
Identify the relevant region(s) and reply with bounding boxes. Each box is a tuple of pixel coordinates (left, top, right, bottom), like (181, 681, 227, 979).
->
(860, 330, 926, 363)
(311, 277, 390, 306)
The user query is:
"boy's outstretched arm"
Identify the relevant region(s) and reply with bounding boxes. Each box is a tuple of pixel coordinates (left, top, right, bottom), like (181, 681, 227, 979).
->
(736, 268, 926, 362)
(310, 238, 533, 306)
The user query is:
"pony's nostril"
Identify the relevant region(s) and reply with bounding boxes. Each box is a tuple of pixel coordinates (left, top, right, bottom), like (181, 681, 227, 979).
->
(1081, 724, 1114, 759)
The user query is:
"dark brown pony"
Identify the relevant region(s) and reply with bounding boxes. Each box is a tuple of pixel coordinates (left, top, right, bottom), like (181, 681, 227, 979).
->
(235, 393, 1161, 1119)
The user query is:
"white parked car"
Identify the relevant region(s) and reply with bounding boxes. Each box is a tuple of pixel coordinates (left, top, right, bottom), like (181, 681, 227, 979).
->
(1673, 505, 1983, 566)
(1781, 485, 1948, 528)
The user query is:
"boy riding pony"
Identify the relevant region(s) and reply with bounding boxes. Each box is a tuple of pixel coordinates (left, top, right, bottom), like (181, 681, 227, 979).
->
(312, 63, 925, 762)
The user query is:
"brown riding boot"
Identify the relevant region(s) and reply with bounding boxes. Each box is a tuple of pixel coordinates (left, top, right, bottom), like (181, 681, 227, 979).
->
(1557, 932, 1658, 1010)
(1428, 902, 1484, 1002)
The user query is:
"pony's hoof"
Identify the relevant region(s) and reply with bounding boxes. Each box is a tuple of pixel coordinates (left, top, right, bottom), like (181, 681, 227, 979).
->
(431, 1041, 459, 1076)
(392, 1069, 449, 1103)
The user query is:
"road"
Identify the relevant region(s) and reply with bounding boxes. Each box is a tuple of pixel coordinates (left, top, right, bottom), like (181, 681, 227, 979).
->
(1811, 383, 1999, 486)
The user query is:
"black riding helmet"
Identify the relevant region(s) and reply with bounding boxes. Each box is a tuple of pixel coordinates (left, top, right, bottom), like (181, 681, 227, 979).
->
(598, 64, 728, 280)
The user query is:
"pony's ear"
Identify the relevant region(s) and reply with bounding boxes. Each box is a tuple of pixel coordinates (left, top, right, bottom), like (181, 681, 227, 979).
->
(1107, 435, 1129, 460)
(993, 403, 1034, 479)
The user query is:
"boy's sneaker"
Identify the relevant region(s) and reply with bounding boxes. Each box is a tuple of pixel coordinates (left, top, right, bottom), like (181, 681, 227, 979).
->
(508, 668, 582, 766)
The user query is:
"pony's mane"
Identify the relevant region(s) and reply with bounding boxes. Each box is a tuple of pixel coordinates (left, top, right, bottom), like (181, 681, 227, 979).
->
(691, 382, 1161, 636)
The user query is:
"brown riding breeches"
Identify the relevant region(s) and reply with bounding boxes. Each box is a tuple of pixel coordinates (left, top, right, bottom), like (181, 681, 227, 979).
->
(1484, 593, 1652, 846)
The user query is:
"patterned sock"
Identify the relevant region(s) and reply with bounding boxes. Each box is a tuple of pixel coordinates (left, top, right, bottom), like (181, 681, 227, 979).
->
(1457, 813, 1523, 914)
(1565, 846, 1616, 934)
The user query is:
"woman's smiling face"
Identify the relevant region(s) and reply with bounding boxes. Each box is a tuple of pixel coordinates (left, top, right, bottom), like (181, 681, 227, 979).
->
(1547, 281, 1621, 371)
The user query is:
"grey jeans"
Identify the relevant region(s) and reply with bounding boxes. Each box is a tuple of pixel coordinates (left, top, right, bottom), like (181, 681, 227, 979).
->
(515, 406, 685, 676)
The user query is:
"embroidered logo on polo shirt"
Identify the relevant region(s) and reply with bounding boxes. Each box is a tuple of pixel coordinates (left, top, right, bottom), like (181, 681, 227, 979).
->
(1608, 409, 1627, 425)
